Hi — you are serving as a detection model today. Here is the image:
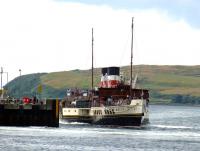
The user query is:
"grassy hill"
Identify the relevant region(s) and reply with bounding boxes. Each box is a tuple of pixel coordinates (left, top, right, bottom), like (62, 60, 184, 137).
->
(4, 65, 200, 104)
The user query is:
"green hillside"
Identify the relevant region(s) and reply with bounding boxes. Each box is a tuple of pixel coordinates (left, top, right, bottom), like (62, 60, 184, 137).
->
(4, 65, 200, 104)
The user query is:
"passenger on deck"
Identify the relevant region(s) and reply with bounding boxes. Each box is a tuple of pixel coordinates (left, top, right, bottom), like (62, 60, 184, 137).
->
(107, 97, 112, 106)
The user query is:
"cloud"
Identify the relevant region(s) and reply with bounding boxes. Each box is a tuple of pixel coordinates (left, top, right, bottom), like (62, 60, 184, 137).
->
(62, 0, 200, 28)
(0, 0, 199, 85)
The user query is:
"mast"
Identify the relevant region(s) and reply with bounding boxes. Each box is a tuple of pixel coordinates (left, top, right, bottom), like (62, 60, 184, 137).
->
(92, 28, 94, 95)
(130, 17, 134, 97)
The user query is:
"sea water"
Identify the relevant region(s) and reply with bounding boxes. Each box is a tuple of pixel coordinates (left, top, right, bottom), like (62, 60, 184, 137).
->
(0, 105, 200, 151)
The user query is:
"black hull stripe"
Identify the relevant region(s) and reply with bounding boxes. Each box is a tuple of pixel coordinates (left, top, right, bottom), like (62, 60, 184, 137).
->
(62, 115, 144, 126)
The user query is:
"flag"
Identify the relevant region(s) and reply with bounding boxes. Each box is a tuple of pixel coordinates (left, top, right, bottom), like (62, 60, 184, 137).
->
(37, 84, 42, 93)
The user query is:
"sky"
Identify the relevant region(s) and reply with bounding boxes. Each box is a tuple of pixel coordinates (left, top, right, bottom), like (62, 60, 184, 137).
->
(0, 0, 200, 85)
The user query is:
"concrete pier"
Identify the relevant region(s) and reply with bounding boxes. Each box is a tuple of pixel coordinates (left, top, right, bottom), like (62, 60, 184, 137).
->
(0, 99, 59, 127)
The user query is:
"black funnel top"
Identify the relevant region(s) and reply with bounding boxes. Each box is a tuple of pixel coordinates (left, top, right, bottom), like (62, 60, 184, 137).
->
(101, 67, 120, 76)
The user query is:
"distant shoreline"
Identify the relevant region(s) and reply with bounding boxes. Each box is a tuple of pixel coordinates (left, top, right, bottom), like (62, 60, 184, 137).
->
(150, 103, 200, 107)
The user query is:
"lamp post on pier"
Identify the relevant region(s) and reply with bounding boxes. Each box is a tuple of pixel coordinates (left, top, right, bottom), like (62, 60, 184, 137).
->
(19, 69, 21, 100)
(0, 67, 3, 99)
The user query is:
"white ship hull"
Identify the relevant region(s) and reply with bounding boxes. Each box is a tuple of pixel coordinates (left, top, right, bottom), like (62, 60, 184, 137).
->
(61, 99, 149, 126)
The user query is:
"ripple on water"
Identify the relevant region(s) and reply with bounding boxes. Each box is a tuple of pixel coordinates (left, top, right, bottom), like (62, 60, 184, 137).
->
(1, 105, 200, 151)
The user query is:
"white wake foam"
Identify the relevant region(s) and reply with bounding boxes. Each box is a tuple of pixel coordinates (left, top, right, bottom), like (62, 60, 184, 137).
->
(59, 120, 89, 125)
(152, 124, 193, 129)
